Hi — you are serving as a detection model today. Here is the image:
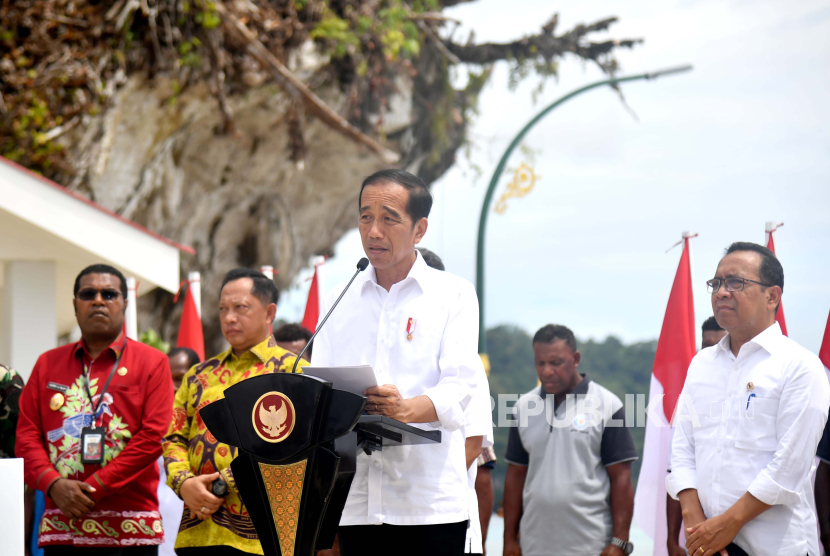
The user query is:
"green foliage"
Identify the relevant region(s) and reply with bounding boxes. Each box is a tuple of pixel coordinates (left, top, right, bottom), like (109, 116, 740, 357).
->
(309, 14, 361, 58)
(485, 325, 656, 512)
(310, 0, 423, 62)
(140, 329, 170, 354)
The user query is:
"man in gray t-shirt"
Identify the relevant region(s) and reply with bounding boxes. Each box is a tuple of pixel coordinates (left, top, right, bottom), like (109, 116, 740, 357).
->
(503, 324, 638, 556)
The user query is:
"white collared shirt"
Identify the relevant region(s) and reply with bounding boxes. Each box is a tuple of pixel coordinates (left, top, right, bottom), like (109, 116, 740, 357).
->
(312, 251, 485, 526)
(465, 369, 494, 553)
(667, 322, 830, 556)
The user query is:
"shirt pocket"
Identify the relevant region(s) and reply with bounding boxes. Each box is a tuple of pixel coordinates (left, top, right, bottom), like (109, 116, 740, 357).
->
(735, 396, 779, 452)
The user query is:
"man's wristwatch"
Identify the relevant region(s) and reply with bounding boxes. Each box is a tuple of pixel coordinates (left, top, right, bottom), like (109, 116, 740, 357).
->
(611, 537, 634, 555)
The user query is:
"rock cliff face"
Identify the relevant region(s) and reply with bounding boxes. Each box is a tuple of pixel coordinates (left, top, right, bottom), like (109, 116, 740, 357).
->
(5, 0, 637, 353)
(64, 45, 444, 354)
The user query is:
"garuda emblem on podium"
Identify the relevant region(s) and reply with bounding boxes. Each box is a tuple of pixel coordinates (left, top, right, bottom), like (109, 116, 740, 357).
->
(252, 392, 296, 443)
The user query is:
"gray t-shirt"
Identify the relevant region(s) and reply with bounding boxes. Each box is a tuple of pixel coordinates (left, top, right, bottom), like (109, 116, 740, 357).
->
(505, 375, 637, 556)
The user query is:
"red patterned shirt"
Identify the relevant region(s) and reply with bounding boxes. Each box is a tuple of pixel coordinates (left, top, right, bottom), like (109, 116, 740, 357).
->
(16, 334, 173, 548)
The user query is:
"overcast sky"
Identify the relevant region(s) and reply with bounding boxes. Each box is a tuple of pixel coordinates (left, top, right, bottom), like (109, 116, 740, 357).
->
(279, 0, 830, 353)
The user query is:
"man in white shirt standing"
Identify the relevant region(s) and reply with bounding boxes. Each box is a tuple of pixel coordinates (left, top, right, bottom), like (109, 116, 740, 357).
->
(668, 242, 830, 556)
(312, 169, 484, 556)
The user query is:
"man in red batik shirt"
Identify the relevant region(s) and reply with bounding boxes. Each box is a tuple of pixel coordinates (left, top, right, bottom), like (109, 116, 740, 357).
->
(16, 264, 174, 556)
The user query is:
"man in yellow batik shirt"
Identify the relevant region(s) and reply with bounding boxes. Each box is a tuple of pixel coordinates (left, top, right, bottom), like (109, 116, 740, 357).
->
(163, 268, 307, 556)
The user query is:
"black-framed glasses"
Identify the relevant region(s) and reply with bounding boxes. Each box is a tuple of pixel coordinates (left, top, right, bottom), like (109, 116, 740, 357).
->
(706, 277, 773, 294)
(77, 288, 121, 302)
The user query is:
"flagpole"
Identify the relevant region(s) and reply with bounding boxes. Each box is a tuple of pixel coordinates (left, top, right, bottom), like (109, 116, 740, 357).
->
(475, 65, 693, 356)
(187, 272, 201, 320)
(125, 277, 138, 340)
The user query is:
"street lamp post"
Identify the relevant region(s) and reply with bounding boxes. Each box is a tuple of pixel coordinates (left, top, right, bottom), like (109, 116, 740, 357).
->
(475, 65, 693, 356)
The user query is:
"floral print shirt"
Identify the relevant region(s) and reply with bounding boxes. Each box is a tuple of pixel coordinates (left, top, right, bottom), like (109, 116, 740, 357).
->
(163, 336, 305, 554)
(16, 335, 174, 547)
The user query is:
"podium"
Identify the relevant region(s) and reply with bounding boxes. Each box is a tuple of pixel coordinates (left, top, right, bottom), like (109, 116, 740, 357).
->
(200, 372, 440, 556)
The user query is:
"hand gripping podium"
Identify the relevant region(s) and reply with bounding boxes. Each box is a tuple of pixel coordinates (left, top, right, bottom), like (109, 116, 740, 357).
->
(200, 372, 440, 556)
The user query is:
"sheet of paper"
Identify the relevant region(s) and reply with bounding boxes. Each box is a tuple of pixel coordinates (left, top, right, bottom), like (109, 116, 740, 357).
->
(303, 365, 377, 396)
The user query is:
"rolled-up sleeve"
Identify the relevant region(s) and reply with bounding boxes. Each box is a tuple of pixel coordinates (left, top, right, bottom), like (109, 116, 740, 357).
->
(423, 283, 481, 432)
(463, 370, 494, 446)
(666, 386, 698, 500)
(747, 359, 830, 507)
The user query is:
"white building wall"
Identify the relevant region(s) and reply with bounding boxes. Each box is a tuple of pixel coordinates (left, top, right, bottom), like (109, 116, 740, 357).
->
(0, 261, 57, 379)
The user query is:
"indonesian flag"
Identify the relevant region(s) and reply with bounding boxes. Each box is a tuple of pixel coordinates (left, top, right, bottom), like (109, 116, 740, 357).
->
(633, 233, 697, 555)
(301, 257, 325, 332)
(176, 273, 205, 361)
(766, 223, 788, 336)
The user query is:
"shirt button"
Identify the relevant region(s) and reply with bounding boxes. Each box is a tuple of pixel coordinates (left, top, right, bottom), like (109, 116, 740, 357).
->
(718, 447, 723, 453)
(372, 460, 380, 467)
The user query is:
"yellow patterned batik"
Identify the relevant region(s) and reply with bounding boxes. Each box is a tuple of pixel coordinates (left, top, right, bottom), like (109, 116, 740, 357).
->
(163, 336, 306, 554)
(258, 459, 307, 556)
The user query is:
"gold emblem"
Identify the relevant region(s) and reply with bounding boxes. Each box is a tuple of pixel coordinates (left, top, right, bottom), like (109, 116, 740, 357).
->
(746, 382, 754, 392)
(252, 392, 296, 443)
(117, 367, 128, 376)
(406, 334, 413, 341)
(49, 393, 65, 411)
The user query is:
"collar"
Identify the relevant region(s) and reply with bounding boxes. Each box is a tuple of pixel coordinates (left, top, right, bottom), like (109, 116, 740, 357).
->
(717, 321, 782, 356)
(360, 250, 434, 295)
(539, 373, 591, 399)
(218, 335, 285, 365)
(74, 331, 126, 360)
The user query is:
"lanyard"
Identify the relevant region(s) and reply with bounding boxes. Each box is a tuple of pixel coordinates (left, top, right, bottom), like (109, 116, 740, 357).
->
(81, 338, 127, 423)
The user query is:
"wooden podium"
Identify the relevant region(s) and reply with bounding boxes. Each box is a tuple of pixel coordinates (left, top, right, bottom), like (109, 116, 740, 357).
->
(200, 372, 440, 556)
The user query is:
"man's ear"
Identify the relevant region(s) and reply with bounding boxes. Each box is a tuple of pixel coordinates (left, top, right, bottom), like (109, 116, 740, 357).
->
(573, 351, 581, 367)
(72, 297, 78, 315)
(413, 217, 428, 244)
(266, 303, 277, 324)
(768, 286, 782, 313)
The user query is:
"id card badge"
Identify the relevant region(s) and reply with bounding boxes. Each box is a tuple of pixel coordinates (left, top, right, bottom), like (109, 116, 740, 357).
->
(80, 427, 106, 464)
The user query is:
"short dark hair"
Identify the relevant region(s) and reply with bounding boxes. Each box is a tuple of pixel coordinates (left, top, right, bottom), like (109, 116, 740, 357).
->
(724, 242, 784, 291)
(74, 264, 128, 299)
(273, 323, 313, 343)
(359, 169, 432, 223)
(220, 268, 279, 307)
(532, 324, 577, 352)
(168, 347, 202, 368)
(701, 316, 723, 333)
(417, 248, 445, 271)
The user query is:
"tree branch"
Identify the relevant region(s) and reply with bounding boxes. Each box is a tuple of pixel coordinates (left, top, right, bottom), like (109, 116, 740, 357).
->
(213, 2, 400, 164)
(444, 15, 642, 74)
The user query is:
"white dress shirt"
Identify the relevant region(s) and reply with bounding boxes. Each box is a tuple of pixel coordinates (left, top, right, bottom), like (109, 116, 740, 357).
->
(464, 369, 494, 553)
(667, 323, 830, 556)
(312, 251, 484, 526)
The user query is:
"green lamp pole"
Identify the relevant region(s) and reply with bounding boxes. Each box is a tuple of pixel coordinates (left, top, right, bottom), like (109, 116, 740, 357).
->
(475, 65, 693, 356)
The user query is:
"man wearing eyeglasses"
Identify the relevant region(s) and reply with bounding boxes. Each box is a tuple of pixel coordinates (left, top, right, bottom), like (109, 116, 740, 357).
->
(667, 242, 829, 556)
(16, 264, 174, 555)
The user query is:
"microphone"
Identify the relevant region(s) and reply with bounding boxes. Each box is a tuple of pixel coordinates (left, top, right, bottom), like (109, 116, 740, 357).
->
(291, 258, 369, 373)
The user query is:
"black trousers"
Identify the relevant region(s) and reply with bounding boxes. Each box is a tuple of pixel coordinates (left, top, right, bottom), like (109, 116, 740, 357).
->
(338, 521, 467, 556)
(44, 546, 158, 556)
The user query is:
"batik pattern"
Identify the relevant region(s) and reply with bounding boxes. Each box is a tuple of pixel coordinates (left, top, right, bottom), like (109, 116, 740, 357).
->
(162, 336, 304, 553)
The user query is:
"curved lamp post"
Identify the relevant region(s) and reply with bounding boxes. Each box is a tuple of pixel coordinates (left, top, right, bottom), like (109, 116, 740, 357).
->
(476, 65, 693, 357)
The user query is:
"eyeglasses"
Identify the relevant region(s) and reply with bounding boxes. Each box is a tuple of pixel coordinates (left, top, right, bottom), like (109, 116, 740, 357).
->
(706, 277, 773, 294)
(77, 288, 122, 302)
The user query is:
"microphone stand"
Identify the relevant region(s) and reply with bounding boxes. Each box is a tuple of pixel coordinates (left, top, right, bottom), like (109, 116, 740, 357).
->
(291, 258, 369, 373)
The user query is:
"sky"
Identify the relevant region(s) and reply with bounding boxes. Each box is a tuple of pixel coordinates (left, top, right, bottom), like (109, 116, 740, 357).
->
(278, 0, 830, 353)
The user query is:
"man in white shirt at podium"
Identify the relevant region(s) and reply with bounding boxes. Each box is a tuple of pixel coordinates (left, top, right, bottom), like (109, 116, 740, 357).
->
(312, 169, 485, 556)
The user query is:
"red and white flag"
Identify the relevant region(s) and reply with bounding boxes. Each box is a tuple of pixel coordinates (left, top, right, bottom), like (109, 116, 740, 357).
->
(766, 222, 788, 336)
(176, 272, 204, 361)
(301, 257, 325, 332)
(634, 233, 697, 555)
